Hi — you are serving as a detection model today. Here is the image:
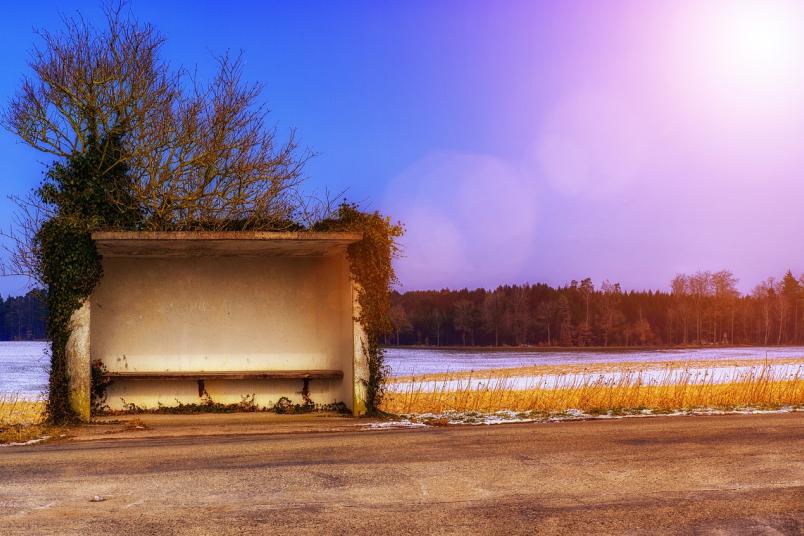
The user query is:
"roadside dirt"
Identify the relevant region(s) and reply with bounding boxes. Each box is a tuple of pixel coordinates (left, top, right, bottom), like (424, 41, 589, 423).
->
(67, 411, 369, 442)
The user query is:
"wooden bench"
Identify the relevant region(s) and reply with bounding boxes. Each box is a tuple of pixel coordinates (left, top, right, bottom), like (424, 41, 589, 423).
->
(103, 370, 344, 398)
(104, 370, 343, 381)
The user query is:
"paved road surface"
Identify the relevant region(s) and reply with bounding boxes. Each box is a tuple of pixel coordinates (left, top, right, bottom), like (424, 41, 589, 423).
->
(1, 413, 802, 535)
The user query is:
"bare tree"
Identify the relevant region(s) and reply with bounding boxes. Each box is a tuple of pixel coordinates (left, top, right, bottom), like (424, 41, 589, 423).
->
(535, 299, 558, 346)
(430, 308, 443, 346)
(1, 194, 46, 280)
(670, 274, 690, 344)
(389, 304, 412, 346)
(774, 279, 786, 345)
(752, 278, 775, 345)
(688, 271, 712, 343)
(711, 270, 738, 345)
(599, 280, 623, 346)
(575, 277, 594, 346)
(629, 314, 654, 346)
(579, 277, 594, 325)
(452, 299, 475, 346)
(2, 3, 308, 232)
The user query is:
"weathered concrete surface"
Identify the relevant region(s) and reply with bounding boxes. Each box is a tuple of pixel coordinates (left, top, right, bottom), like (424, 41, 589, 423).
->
(70, 412, 372, 441)
(0, 413, 801, 535)
(66, 301, 91, 422)
(92, 230, 363, 257)
(90, 252, 358, 411)
(351, 280, 369, 416)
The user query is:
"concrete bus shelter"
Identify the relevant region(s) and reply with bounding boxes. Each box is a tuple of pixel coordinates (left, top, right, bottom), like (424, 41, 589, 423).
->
(65, 231, 368, 421)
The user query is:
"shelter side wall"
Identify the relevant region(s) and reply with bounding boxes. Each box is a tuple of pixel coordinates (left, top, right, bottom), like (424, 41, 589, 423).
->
(66, 301, 91, 421)
(90, 253, 354, 410)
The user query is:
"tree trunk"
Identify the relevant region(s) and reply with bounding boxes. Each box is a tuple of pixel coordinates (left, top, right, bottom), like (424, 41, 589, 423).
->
(730, 309, 734, 345)
(685, 315, 689, 344)
(714, 312, 718, 344)
(778, 306, 784, 346)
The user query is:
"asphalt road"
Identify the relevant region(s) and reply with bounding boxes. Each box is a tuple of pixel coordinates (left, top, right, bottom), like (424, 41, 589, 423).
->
(1, 413, 802, 535)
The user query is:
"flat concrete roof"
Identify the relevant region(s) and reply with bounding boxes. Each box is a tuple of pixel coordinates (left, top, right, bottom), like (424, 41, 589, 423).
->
(92, 231, 363, 257)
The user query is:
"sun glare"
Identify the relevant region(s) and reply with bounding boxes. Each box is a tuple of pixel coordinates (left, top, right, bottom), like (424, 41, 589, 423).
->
(673, 0, 804, 129)
(712, 3, 803, 86)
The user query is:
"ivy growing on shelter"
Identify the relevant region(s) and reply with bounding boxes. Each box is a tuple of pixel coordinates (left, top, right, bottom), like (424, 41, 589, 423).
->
(36, 160, 400, 421)
(314, 203, 404, 414)
(35, 134, 142, 423)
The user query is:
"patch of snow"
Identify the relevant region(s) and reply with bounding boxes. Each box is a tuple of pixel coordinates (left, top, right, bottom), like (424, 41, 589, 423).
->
(364, 420, 428, 430)
(0, 435, 50, 447)
(368, 406, 802, 428)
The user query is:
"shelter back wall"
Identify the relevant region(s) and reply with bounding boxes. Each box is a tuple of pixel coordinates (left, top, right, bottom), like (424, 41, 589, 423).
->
(90, 253, 354, 409)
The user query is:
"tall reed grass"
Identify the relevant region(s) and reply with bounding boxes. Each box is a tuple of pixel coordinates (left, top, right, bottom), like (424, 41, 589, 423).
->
(0, 393, 48, 444)
(381, 363, 803, 415)
(0, 393, 44, 426)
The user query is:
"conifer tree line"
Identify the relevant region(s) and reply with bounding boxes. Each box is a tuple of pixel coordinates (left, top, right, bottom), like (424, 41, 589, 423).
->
(0, 290, 47, 341)
(3, 269, 804, 347)
(388, 270, 804, 347)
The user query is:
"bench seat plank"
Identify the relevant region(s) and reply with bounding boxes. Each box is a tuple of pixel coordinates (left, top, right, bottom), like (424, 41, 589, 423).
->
(104, 370, 343, 380)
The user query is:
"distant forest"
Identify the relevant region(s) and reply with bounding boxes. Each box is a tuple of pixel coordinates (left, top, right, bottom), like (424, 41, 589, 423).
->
(4, 270, 804, 347)
(389, 270, 804, 347)
(0, 290, 47, 341)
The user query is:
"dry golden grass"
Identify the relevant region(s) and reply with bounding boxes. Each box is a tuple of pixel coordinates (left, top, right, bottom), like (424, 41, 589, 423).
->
(0, 394, 48, 444)
(0, 394, 45, 425)
(381, 363, 803, 415)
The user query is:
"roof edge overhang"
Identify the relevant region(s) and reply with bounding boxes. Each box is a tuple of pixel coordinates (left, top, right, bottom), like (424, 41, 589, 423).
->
(91, 231, 363, 258)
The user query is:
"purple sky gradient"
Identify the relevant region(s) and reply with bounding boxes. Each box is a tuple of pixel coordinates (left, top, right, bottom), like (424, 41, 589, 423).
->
(1, 1, 803, 295)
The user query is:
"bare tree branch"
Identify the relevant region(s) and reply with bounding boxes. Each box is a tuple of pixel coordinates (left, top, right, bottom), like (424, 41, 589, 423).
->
(2, 2, 309, 233)
(0, 193, 50, 283)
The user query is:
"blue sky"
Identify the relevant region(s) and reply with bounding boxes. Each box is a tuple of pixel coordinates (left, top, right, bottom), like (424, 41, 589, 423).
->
(2, 1, 804, 295)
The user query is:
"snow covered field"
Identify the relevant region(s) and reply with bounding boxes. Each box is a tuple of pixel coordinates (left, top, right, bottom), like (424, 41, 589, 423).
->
(3, 342, 804, 399)
(384, 346, 804, 376)
(367, 406, 802, 428)
(0, 342, 48, 398)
